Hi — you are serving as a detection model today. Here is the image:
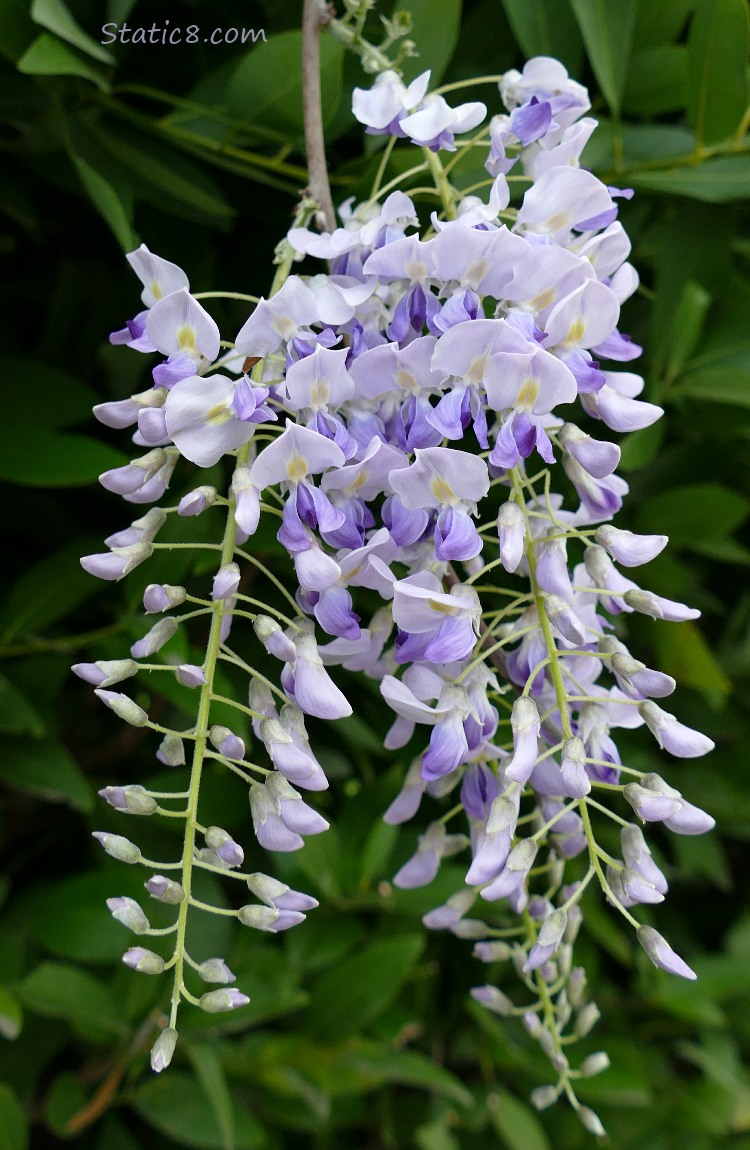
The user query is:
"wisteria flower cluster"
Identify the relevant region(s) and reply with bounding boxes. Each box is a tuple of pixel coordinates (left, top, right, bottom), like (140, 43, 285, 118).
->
(78, 46, 715, 1133)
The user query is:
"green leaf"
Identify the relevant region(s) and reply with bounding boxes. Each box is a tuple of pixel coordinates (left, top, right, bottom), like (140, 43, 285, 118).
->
(226, 30, 344, 136)
(0, 0, 36, 63)
(661, 280, 712, 384)
(0, 539, 103, 639)
(351, 1046, 473, 1107)
(18, 963, 127, 1041)
(634, 482, 750, 544)
(633, 0, 696, 48)
(0, 674, 45, 737)
(85, 121, 235, 224)
(629, 155, 750, 202)
(358, 819, 398, 888)
(26, 869, 152, 962)
(31, 0, 115, 64)
(17, 32, 109, 89)
(674, 368, 750, 408)
(402, 0, 463, 85)
(72, 156, 135, 252)
(307, 934, 425, 1041)
(188, 1045, 236, 1150)
(133, 1073, 266, 1149)
(416, 1115, 461, 1150)
(568, 0, 637, 113)
(44, 1072, 87, 1139)
(0, 358, 99, 429)
(0, 426, 127, 486)
(0, 739, 94, 812)
(618, 421, 665, 472)
(499, 0, 583, 73)
(688, 0, 750, 146)
(651, 620, 731, 704)
(0, 1084, 28, 1150)
(489, 1089, 551, 1150)
(622, 46, 688, 116)
(0, 987, 23, 1040)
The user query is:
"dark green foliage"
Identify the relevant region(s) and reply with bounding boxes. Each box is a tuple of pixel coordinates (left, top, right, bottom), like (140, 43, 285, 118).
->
(1, 0, 749, 1146)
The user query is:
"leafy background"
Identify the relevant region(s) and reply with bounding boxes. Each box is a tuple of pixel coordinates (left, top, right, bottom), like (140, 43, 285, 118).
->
(1, 0, 750, 1147)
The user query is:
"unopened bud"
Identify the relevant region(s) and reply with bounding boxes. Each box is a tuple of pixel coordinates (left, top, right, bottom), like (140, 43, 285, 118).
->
(131, 617, 179, 659)
(574, 1001, 600, 1037)
(205, 827, 244, 867)
(123, 947, 165, 974)
(543, 594, 587, 645)
(196, 958, 236, 984)
(580, 1052, 610, 1077)
(238, 904, 280, 931)
(209, 726, 245, 761)
(99, 785, 157, 816)
(578, 1106, 606, 1137)
(531, 1085, 559, 1111)
(151, 1027, 178, 1073)
(199, 988, 250, 1013)
(156, 733, 185, 766)
(538, 909, 567, 948)
(145, 875, 185, 904)
(106, 896, 150, 933)
(470, 985, 514, 1015)
(178, 485, 217, 517)
(212, 563, 241, 601)
(473, 940, 513, 963)
(92, 832, 141, 864)
(95, 689, 148, 727)
(72, 659, 138, 688)
(176, 664, 206, 688)
(144, 584, 187, 614)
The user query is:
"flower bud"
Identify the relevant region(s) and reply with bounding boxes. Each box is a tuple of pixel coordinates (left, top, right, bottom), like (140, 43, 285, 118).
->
(580, 1052, 610, 1077)
(81, 541, 153, 582)
(543, 593, 588, 645)
(144, 584, 187, 613)
(637, 925, 696, 979)
(199, 988, 250, 1013)
(123, 947, 165, 974)
(178, 485, 217, 516)
(523, 1011, 542, 1037)
(237, 904, 281, 931)
(131, 617, 179, 658)
(473, 940, 512, 963)
(204, 827, 244, 867)
(574, 1001, 600, 1037)
(196, 958, 236, 984)
(145, 875, 185, 904)
(106, 896, 150, 933)
(568, 967, 587, 1008)
(176, 664, 206, 688)
(151, 1027, 178, 1073)
(497, 501, 525, 572)
(470, 985, 514, 1015)
(212, 563, 241, 601)
(99, 785, 157, 816)
(560, 736, 591, 797)
(530, 1085, 559, 1111)
(578, 1106, 606, 1137)
(156, 733, 185, 766)
(92, 832, 142, 864)
(209, 726, 245, 761)
(94, 689, 148, 727)
(72, 659, 138, 688)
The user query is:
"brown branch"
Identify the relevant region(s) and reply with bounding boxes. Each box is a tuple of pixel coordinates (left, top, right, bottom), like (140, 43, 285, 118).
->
(302, 0, 336, 232)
